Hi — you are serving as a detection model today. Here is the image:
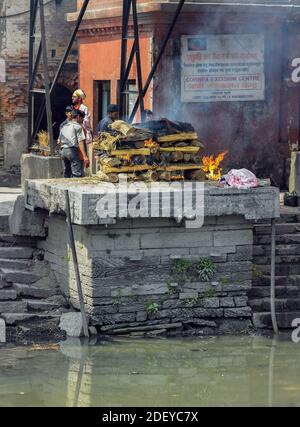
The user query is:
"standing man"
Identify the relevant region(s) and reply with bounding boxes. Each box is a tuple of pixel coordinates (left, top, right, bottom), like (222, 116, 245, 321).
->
(59, 105, 74, 130)
(97, 104, 119, 133)
(58, 109, 89, 178)
(72, 89, 96, 174)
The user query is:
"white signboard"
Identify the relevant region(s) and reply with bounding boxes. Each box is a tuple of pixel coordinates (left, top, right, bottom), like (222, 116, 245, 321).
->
(181, 34, 265, 102)
(0, 58, 5, 83)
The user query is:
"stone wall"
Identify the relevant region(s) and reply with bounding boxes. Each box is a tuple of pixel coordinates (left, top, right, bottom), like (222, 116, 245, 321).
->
(38, 214, 254, 335)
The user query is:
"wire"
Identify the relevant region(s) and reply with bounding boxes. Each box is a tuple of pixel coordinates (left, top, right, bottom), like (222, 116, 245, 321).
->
(0, 0, 56, 19)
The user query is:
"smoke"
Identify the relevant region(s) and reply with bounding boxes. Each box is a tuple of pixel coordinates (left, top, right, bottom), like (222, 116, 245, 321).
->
(151, 6, 289, 188)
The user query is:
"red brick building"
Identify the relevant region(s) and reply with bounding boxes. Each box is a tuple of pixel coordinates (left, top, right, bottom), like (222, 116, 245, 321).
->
(68, 0, 300, 188)
(0, 0, 78, 170)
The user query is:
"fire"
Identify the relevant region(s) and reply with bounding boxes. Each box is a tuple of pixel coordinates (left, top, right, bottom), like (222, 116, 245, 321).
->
(201, 150, 228, 181)
(144, 139, 159, 149)
(120, 154, 132, 162)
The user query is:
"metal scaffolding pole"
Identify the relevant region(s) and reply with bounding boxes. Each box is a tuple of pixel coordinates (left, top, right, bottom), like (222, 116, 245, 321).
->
(129, 0, 185, 123)
(28, 0, 90, 150)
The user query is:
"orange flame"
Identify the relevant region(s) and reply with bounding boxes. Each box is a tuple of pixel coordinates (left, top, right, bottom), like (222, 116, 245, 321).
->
(144, 139, 159, 149)
(120, 154, 132, 162)
(201, 150, 228, 181)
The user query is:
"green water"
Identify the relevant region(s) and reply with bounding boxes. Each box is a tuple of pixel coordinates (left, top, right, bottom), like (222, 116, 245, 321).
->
(0, 335, 300, 407)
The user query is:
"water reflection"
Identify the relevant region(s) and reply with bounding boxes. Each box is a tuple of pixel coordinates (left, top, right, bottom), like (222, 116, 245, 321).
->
(0, 335, 300, 407)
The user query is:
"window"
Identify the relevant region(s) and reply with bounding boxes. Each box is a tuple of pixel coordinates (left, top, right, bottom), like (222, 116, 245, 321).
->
(94, 81, 111, 126)
(117, 80, 137, 120)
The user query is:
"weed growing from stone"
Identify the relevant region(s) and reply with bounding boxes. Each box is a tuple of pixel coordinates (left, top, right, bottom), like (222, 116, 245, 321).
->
(145, 300, 159, 315)
(197, 258, 215, 281)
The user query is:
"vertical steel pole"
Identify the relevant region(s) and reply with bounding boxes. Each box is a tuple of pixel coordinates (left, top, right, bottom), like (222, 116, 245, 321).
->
(132, 0, 145, 121)
(39, 0, 54, 155)
(31, 0, 91, 144)
(27, 0, 38, 150)
(119, 0, 131, 118)
(129, 0, 185, 122)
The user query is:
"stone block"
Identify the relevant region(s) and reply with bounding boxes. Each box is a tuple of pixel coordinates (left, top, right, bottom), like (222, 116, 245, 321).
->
(136, 311, 147, 322)
(0, 318, 5, 343)
(9, 195, 47, 237)
(21, 154, 63, 189)
(224, 307, 252, 317)
(213, 229, 253, 247)
(140, 231, 213, 249)
(0, 289, 17, 300)
(0, 301, 27, 313)
(234, 296, 248, 307)
(59, 312, 88, 337)
(201, 297, 220, 308)
(220, 297, 235, 308)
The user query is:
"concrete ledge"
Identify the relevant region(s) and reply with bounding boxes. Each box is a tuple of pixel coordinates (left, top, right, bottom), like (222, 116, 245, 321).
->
(21, 154, 63, 189)
(25, 179, 280, 225)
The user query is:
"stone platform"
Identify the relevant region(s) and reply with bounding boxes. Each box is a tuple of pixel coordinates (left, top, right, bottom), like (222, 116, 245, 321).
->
(22, 179, 280, 335)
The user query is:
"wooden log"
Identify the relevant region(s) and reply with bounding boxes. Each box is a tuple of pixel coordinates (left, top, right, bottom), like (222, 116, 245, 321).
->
(170, 151, 184, 162)
(134, 141, 146, 149)
(159, 146, 200, 153)
(102, 164, 154, 173)
(99, 154, 122, 167)
(157, 132, 198, 143)
(102, 163, 204, 173)
(141, 170, 159, 182)
(191, 140, 205, 148)
(158, 171, 172, 181)
(191, 154, 201, 163)
(111, 148, 151, 156)
(185, 169, 207, 181)
(183, 153, 191, 162)
(96, 171, 119, 183)
(163, 164, 204, 171)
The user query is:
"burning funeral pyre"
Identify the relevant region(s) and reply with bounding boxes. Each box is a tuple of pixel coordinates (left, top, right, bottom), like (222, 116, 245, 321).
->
(93, 119, 226, 182)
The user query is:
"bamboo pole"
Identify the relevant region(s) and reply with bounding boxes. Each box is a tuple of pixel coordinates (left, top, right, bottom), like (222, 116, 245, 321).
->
(64, 190, 89, 338)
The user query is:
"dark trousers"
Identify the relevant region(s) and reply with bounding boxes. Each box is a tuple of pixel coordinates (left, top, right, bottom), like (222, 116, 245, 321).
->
(61, 147, 83, 178)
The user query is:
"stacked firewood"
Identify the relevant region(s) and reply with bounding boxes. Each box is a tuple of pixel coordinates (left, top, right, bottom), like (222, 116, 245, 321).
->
(93, 119, 206, 182)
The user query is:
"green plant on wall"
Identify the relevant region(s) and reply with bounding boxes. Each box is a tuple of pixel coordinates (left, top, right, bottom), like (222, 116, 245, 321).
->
(203, 289, 216, 298)
(185, 297, 198, 308)
(112, 289, 122, 307)
(167, 282, 176, 296)
(252, 264, 263, 278)
(145, 300, 159, 315)
(197, 258, 215, 281)
(174, 259, 192, 275)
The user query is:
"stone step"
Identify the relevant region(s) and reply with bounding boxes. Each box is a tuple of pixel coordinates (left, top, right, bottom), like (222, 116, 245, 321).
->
(253, 274, 300, 287)
(0, 233, 37, 248)
(249, 298, 300, 312)
(254, 255, 300, 265)
(0, 247, 33, 259)
(1, 313, 61, 326)
(252, 311, 300, 329)
(0, 301, 27, 314)
(253, 223, 300, 235)
(0, 269, 40, 284)
(13, 283, 57, 299)
(0, 215, 9, 233)
(253, 244, 300, 256)
(0, 279, 11, 289)
(0, 258, 32, 271)
(249, 286, 300, 299)
(254, 234, 300, 245)
(24, 299, 61, 312)
(0, 289, 17, 300)
(255, 263, 300, 276)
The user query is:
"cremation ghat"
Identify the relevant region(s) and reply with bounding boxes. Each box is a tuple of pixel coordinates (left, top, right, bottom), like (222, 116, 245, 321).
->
(24, 179, 279, 335)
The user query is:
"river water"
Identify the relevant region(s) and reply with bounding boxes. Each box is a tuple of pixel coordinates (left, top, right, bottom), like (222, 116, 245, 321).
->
(0, 335, 299, 407)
